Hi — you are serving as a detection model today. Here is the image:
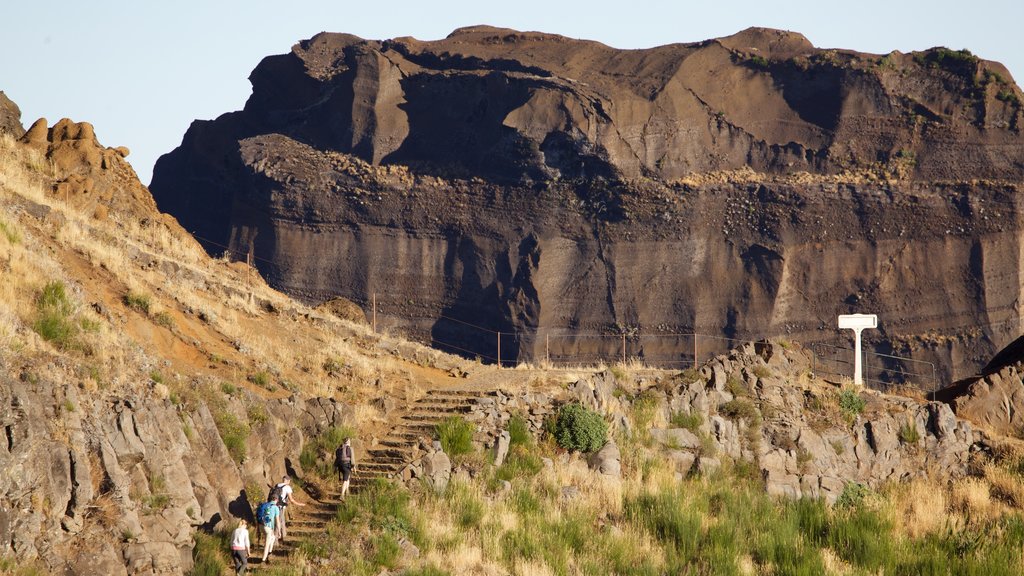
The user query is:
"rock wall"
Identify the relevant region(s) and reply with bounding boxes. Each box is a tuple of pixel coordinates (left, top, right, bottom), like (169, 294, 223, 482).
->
(149, 27, 1024, 382)
(457, 342, 987, 502)
(0, 372, 349, 575)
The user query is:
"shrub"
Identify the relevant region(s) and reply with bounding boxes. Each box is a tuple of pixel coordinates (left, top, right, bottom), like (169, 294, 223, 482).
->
(719, 399, 761, 426)
(553, 403, 608, 453)
(220, 382, 236, 395)
(154, 311, 174, 329)
(669, 410, 703, 432)
(122, 291, 151, 314)
(839, 388, 866, 418)
(248, 371, 271, 389)
(997, 89, 1021, 105)
(726, 375, 749, 397)
(899, 419, 920, 444)
(752, 365, 772, 379)
(213, 410, 250, 464)
(678, 368, 702, 385)
(33, 281, 79, 350)
(748, 55, 769, 69)
(507, 414, 531, 446)
(836, 482, 872, 510)
(436, 416, 475, 457)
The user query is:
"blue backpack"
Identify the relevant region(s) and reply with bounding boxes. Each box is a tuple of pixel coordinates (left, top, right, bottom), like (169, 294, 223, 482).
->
(256, 502, 273, 525)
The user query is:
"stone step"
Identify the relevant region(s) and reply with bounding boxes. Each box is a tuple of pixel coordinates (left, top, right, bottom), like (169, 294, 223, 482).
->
(405, 399, 473, 407)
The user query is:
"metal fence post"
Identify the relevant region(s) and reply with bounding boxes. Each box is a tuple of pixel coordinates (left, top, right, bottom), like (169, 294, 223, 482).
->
(545, 333, 549, 364)
(621, 333, 626, 364)
(497, 331, 501, 367)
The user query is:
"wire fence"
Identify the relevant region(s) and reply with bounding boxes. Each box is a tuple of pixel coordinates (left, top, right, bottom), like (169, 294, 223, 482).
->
(426, 314, 768, 369)
(810, 342, 939, 393)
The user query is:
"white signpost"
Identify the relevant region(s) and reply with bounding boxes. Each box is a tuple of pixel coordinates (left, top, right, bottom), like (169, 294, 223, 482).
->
(837, 314, 878, 386)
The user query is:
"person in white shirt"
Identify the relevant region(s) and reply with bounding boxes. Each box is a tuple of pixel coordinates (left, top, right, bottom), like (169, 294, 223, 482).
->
(273, 475, 305, 541)
(230, 519, 251, 575)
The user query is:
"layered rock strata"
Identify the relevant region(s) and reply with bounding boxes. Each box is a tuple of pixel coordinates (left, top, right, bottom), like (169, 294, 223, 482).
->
(150, 27, 1024, 380)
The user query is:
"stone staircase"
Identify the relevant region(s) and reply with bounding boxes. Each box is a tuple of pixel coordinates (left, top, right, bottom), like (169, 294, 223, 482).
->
(248, 387, 493, 569)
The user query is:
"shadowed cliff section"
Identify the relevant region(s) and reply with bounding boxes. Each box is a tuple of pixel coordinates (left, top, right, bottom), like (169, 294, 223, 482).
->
(150, 27, 1024, 381)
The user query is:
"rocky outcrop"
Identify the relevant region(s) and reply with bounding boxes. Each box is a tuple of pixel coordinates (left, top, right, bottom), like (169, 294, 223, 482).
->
(459, 342, 988, 503)
(0, 91, 24, 137)
(947, 363, 1024, 436)
(0, 371, 350, 575)
(150, 27, 1024, 381)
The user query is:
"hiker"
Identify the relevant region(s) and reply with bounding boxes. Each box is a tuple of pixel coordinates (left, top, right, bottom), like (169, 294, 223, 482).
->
(257, 494, 280, 564)
(272, 475, 305, 542)
(230, 519, 251, 575)
(335, 437, 356, 498)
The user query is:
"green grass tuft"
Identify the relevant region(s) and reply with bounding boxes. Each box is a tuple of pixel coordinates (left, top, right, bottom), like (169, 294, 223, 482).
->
(436, 416, 475, 457)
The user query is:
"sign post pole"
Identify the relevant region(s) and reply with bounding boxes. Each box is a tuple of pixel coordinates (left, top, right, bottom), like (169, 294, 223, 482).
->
(838, 314, 878, 386)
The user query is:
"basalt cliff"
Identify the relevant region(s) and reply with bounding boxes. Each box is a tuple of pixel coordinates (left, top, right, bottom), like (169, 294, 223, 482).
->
(150, 26, 1024, 382)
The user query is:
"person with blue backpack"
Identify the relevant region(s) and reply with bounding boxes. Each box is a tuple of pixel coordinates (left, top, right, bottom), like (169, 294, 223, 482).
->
(256, 494, 280, 564)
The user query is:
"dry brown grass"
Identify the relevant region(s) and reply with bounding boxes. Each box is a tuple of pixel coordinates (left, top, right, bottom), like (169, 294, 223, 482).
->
(885, 478, 955, 538)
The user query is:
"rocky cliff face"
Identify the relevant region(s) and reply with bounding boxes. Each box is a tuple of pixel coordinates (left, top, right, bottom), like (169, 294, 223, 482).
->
(0, 369, 349, 574)
(150, 27, 1024, 381)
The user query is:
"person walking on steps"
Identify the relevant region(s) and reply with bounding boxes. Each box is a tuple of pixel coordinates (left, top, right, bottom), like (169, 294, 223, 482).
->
(335, 437, 356, 499)
(230, 519, 251, 575)
(272, 475, 306, 542)
(257, 494, 280, 564)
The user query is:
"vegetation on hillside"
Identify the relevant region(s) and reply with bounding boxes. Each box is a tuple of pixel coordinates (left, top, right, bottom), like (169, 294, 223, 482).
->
(180, 403, 1024, 575)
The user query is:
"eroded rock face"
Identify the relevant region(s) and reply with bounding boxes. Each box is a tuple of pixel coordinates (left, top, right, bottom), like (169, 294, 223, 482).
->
(0, 91, 24, 137)
(150, 27, 1024, 380)
(948, 364, 1024, 436)
(0, 372, 350, 575)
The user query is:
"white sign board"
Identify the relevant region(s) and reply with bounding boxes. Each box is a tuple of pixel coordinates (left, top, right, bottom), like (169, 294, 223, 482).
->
(838, 314, 878, 386)
(838, 314, 878, 330)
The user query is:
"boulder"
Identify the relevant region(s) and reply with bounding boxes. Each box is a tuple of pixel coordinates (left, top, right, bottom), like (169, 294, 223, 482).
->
(422, 449, 452, 493)
(587, 439, 622, 478)
(493, 431, 511, 467)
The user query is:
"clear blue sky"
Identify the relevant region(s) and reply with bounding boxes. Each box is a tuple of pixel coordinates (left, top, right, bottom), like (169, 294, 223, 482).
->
(2, 0, 1021, 185)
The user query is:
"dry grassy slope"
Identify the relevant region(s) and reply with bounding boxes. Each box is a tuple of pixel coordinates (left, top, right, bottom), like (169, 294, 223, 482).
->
(0, 119, 519, 447)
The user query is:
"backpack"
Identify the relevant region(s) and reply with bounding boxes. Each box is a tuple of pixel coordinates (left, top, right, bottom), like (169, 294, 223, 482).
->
(268, 483, 283, 504)
(256, 501, 273, 525)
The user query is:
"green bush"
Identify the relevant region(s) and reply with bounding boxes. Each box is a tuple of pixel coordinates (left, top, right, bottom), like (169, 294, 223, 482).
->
(436, 416, 475, 457)
(836, 482, 872, 510)
(838, 388, 866, 418)
(553, 403, 608, 453)
(670, 410, 703, 432)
